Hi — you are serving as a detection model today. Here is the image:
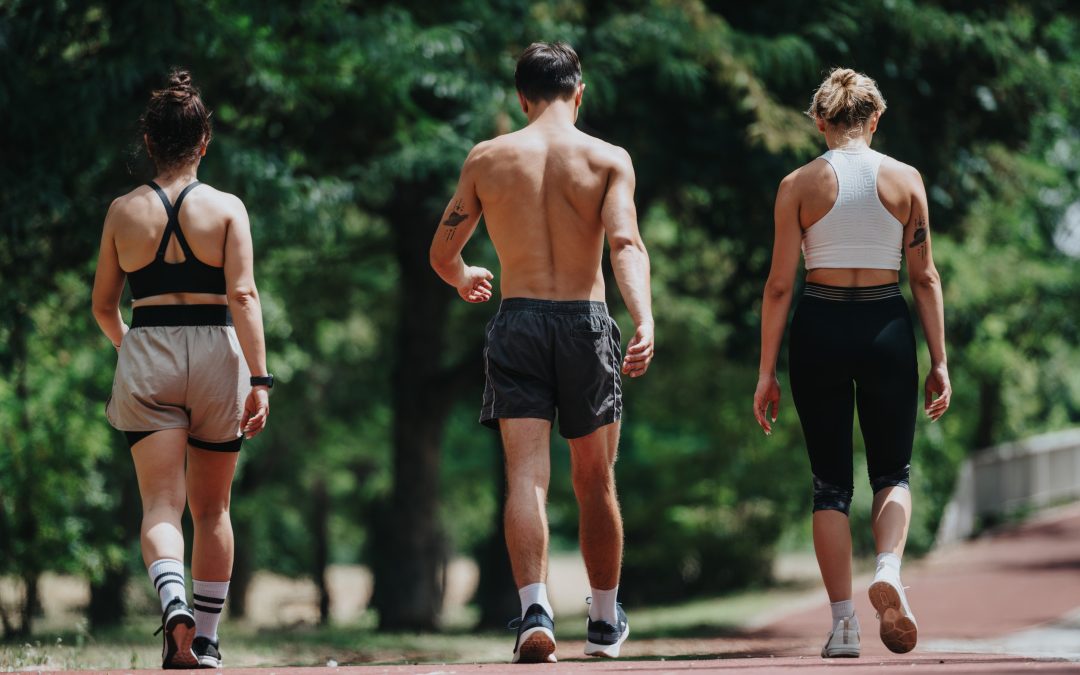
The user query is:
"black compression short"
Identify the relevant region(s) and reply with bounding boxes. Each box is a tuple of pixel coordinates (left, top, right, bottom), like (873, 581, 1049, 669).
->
(789, 283, 917, 513)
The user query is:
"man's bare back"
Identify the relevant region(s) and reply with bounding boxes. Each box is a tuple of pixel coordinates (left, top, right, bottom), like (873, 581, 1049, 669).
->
(465, 123, 631, 301)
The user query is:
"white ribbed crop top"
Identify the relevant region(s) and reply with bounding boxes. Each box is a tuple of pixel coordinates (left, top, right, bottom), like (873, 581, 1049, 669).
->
(801, 148, 903, 270)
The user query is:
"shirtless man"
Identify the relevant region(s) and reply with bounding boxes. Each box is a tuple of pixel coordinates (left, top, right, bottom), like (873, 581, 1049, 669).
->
(429, 42, 653, 663)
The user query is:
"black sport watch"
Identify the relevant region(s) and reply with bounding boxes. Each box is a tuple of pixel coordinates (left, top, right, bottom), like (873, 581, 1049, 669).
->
(250, 374, 275, 389)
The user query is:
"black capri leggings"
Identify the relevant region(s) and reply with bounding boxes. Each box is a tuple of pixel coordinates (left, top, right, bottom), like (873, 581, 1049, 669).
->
(789, 283, 918, 515)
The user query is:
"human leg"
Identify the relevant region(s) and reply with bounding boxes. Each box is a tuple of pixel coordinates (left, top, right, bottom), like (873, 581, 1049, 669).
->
(856, 296, 919, 653)
(130, 428, 197, 668)
(501, 418, 556, 663)
(186, 445, 238, 662)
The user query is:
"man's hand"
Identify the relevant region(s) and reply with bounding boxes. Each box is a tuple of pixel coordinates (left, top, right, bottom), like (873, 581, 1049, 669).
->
(457, 266, 494, 303)
(753, 373, 780, 435)
(621, 322, 654, 378)
(243, 386, 270, 438)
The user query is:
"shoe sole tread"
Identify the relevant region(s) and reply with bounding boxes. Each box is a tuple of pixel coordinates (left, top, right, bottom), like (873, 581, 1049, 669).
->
(513, 627, 556, 664)
(163, 612, 198, 669)
(869, 579, 918, 654)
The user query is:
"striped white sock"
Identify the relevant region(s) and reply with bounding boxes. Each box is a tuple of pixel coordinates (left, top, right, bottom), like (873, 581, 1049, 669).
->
(192, 579, 229, 641)
(148, 559, 186, 612)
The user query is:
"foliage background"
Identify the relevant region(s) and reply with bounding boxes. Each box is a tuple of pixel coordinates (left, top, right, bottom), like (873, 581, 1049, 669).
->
(1, 0, 1078, 634)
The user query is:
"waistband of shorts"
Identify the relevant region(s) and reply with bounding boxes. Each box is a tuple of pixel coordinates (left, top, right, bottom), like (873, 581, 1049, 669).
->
(498, 298, 609, 315)
(131, 304, 233, 327)
(803, 283, 903, 302)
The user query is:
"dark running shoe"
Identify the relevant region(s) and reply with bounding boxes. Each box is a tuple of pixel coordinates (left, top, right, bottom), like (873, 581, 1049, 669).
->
(192, 636, 222, 669)
(508, 603, 557, 663)
(585, 602, 629, 658)
(154, 597, 197, 669)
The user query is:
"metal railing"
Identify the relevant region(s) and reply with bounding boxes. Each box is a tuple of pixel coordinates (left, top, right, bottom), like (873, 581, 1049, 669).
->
(936, 428, 1080, 545)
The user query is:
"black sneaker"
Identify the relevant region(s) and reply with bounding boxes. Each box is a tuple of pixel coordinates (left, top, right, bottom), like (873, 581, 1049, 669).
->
(192, 636, 222, 669)
(154, 598, 197, 669)
(507, 603, 556, 663)
(585, 602, 629, 658)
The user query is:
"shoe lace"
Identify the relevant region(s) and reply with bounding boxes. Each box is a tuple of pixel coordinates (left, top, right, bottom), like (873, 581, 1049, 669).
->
(507, 616, 522, 630)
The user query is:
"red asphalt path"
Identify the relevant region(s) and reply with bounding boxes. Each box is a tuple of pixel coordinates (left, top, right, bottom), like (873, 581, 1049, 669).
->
(759, 502, 1080, 658)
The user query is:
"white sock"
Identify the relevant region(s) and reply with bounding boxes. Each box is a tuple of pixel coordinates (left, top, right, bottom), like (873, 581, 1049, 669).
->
(876, 552, 901, 574)
(148, 559, 186, 612)
(192, 579, 229, 641)
(830, 599, 858, 630)
(589, 586, 619, 624)
(517, 582, 553, 619)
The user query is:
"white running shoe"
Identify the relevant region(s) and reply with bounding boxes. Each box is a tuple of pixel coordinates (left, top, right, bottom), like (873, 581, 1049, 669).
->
(868, 565, 918, 653)
(821, 616, 860, 658)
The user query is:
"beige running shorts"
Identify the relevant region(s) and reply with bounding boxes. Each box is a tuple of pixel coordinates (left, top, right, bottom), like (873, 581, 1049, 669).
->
(106, 305, 250, 451)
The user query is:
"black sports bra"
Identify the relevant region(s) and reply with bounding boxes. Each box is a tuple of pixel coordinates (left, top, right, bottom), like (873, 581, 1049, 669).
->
(127, 181, 227, 300)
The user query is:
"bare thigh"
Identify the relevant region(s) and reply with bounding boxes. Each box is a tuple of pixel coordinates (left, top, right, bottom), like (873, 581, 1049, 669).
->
(186, 447, 239, 518)
(131, 429, 189, 511)
(568, 422, 620, 469)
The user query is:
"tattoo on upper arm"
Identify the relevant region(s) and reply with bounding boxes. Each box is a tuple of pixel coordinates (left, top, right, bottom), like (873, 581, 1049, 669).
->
(909, 216, 927, 259)
(442, 199, 468, 241)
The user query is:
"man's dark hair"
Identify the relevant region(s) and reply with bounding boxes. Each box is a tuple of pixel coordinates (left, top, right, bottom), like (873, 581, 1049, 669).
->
(514, 42, 582, 103)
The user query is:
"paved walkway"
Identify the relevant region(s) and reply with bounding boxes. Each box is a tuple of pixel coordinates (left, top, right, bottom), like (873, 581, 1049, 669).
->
(758, 502, 1080, 660)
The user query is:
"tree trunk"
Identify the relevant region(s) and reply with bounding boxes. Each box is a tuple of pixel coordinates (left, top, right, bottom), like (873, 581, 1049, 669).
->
(20, 573, 38, 636)
(89, 442, 140, 630)
(89, 566, 129, 630)
(228, 522, 253, 618)
(370, 183, 456, 630)
(475, 436, 518, 628)
(312, 478, 331, 625)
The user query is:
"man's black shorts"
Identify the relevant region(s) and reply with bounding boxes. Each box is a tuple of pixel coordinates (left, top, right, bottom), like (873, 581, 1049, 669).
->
(480, 298, 623, 439)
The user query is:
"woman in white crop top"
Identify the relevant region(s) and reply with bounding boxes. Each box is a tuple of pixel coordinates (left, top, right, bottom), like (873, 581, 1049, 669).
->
(754, 68, 951, 658)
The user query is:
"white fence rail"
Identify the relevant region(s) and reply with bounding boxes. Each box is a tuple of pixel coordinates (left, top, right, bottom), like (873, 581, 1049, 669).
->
(936, 427, 1080, 545)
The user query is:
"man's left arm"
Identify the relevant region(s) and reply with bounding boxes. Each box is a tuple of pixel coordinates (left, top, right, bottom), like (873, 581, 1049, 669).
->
(429, 147, 493, 303)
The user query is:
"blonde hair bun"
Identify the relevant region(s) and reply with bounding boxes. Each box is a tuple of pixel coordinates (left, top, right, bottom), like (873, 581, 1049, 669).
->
(807, 67, 886, 128)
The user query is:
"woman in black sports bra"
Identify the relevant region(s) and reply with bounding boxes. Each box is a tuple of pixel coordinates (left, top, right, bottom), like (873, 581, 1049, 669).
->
(92, 69, 271, 669)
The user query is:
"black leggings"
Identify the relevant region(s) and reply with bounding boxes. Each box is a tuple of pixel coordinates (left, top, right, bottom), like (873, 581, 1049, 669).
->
(789, 283, 917, 514)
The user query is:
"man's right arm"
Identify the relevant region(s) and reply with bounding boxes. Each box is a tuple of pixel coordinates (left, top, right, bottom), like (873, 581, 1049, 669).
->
(602, 147, 654, 377)
(430, 145, 493, 304)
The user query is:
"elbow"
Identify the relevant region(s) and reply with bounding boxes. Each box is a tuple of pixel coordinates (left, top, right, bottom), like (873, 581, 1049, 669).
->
(610, 235, 648, 259)
(910, 267, 941, 293)
(228, 285, 260, 310)
(763, 278, 793, 301)
(91, 300, 115, 321)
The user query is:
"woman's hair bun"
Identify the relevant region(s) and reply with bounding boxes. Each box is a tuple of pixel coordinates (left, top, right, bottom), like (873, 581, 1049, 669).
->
(830, 68, 858, 89)
(806, 67, 886, 128)
(167, 68, 193, 91)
